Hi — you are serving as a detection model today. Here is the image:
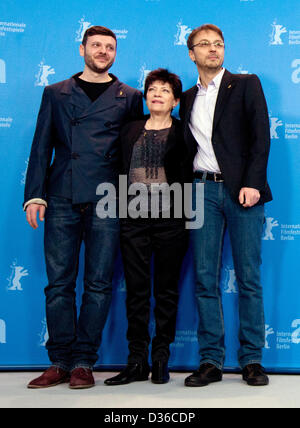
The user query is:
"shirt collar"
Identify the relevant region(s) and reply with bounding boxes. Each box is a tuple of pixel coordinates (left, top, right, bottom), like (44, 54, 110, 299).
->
(197, 67, 225, 91)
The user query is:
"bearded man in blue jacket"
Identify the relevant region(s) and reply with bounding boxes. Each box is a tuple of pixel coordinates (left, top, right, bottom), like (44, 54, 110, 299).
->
(24, 26, 143, 390)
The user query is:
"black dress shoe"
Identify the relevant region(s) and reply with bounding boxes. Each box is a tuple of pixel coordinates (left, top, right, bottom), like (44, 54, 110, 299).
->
(104, 363, 150, 386)
(151, 361, 170, 384)
(242, 363, 269, 386)
(185, 363, 223, 387)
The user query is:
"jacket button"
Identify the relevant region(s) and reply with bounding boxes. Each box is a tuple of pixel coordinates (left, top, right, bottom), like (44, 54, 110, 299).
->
(71, 152, 79, 159)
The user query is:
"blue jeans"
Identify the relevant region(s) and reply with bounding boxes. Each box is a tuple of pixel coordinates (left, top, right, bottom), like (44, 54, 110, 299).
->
(44, 196, 120, 371)
(191, 179, 265, 369)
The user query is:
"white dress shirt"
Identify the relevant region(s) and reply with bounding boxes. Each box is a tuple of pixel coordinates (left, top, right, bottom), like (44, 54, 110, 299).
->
(189, 68, 225, 173)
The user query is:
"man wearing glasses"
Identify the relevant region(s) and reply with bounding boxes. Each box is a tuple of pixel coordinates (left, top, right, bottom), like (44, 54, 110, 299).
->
(180, 24, 272, 387)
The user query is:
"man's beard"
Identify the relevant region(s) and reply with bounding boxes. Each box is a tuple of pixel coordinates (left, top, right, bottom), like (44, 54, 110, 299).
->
(204, 57, 223, 71)
(84, 53, 114, 74)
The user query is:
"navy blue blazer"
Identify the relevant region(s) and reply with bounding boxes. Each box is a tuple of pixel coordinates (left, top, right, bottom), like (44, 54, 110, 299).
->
(24, 74, 143, 205)
(180, 70, 272, 204)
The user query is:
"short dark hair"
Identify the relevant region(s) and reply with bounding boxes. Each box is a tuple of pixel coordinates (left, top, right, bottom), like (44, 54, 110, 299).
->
(81, 25, 117, 47)
(187, 24, 224, 50)
(144, 68, 182, 100)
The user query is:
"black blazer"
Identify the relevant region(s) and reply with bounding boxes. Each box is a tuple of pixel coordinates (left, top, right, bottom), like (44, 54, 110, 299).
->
(180, 69, 272, 204)
(120, 116, 187, 185)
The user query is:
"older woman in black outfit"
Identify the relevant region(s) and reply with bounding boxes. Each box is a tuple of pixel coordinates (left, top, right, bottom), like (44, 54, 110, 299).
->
(105, 69, 189, 385)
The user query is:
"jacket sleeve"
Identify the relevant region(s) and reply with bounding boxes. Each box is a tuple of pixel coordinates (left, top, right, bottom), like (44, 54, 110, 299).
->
(23, 86, 54, 206)
(242, 74, 271, 191)
(128, 90, 144, 121)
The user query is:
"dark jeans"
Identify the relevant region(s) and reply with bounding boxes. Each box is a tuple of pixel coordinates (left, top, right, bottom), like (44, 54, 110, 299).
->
(120, 217, 189, 364)
(191, 179, 265, 369)
(44, 196, 120, 371)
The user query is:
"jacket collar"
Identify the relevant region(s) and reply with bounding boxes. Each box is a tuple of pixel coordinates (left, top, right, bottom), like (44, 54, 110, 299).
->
(129, 115, 179, 145)
(122, 116, 180, 173)
(60, 73, 126, 117)
(124, 116, 180, 157)
(197, 67, 225, 92)
(212, 69, 236, 133)
(184, 69, 236, 133)
(184, 85, 198, 123)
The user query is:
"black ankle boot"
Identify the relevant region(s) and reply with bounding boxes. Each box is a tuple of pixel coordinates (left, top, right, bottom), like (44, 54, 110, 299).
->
(151, 361, 170, 384)
(104, 363, 150, 386)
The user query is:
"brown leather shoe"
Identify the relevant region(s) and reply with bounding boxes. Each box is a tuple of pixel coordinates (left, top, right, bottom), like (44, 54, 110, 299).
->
(69, 367, 95, 389)
(185, 363, 223, 387)
(242, 363, 269, 386)
(27, 366, 70, 389)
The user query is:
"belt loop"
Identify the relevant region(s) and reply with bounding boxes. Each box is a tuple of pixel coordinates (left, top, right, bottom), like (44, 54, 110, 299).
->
(214, 172, 224, 183)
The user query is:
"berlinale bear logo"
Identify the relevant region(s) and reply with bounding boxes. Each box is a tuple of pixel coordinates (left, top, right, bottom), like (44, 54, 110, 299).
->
(35, 60, 55, 87)
(7, 260, 28, 291)
(269, 20, 287, 45)
(174, 20, 192, 46)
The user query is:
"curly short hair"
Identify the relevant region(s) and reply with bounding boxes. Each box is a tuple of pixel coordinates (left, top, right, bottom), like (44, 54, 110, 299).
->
(144, 68, 182, 100)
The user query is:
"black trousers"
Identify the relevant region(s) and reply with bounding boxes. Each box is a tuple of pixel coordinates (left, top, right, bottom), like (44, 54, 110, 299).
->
(120, 217, 189, 364)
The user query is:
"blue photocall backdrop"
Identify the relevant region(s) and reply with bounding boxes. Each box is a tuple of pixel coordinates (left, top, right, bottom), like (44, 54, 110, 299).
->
(0, 0, 299, 371)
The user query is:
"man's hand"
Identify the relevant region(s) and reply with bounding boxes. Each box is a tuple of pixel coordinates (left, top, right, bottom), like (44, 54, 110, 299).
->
(26, 203, 46, 229)
(239, 187, 260, 208)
